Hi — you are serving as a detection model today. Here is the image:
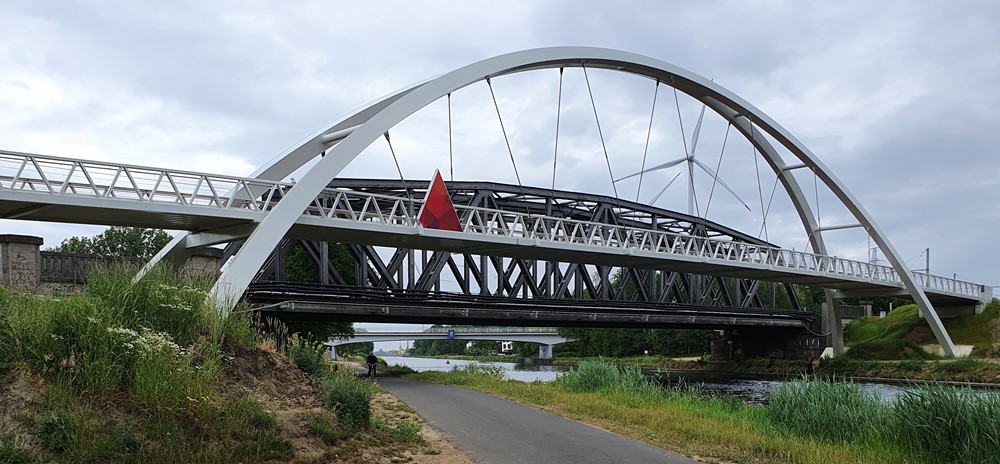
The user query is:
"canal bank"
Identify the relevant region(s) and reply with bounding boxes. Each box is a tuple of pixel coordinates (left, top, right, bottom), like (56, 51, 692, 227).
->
(405, 359, 1000, 464)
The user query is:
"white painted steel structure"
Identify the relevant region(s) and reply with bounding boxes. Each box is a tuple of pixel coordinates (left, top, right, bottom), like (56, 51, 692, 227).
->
(0, 48, 989, 355)
(0, 149, 983, 302)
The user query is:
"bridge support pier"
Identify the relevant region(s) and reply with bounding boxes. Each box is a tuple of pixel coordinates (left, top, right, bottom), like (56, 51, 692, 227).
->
(329, 346, 338, 360)
(538, 344, 553, 360)
(0, 235, 42, 292)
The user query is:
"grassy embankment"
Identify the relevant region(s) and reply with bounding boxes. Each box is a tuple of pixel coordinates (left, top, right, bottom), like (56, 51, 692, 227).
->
(538, 300, 1000, 383)
(409, 360, 1000, 464)
(0, 267, 432, 463)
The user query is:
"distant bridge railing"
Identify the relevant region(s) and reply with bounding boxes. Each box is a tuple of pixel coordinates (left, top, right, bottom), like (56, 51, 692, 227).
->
(39, 251, 142, 283)
(1, 151, 985, 300)
(423, 327, 558, 334)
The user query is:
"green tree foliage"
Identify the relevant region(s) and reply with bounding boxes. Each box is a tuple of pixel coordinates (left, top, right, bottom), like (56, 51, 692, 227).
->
(467, 340, 500, 355)
(557, 327, 717, 357)
(338, 342, 375, 356)
(50, 226, 173, 259)
(276, 242, 359, 341)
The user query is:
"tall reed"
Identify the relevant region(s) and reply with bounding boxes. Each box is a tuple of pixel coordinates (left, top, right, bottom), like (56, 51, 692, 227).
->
(765, 377, 887, 444)
(891, 384, 1000, 464)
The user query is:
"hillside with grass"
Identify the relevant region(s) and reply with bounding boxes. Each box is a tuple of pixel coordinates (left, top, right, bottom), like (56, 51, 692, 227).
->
(0, 267, 464, 463)
(844, 299, 1000, 358)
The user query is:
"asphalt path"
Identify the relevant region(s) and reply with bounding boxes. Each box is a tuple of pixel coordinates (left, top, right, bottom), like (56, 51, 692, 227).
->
(377, 376, 698, 464)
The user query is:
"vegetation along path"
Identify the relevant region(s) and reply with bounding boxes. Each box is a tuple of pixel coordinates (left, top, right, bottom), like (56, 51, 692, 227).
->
(377, 376, 697, 464)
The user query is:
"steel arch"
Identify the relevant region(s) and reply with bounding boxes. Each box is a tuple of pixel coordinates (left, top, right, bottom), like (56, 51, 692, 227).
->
(169, 46, 954, 355)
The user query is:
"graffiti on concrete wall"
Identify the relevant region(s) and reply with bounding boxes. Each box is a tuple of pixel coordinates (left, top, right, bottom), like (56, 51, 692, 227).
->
(11, 249, 38, 287)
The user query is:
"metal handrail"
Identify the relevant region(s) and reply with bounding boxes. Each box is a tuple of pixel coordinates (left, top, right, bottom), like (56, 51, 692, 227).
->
(0, 150, 984, 299)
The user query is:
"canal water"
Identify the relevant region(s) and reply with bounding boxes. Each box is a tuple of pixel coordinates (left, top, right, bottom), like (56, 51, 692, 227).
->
(383, 356, 956, 404)
(381, 356, 568, 382)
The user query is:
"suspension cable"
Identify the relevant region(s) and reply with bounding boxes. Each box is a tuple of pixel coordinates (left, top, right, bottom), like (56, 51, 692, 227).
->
(703, 122, 731, 217)
(486, 77, 531, 215)
(748, 118, 767, 242)
(637, 80, 660, 203)
(814, 166, 821, 231)
(582, 63, 621, 201)
(758, 176, 780, 239)
(552, 68, 564, 192)
(448, 93, 454, 182)
(383, 131, 414, 205)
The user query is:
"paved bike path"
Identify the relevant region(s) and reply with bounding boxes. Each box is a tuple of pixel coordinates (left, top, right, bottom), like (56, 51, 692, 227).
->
(377, 376, 697, 464)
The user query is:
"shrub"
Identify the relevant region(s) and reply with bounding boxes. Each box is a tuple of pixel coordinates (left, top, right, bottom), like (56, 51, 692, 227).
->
(324, 372, 375, 431)
(287, 333, 328, 377)
(38, 409, 78, 452)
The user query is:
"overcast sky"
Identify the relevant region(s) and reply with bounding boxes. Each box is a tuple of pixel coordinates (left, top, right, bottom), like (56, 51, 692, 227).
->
(2, 1, 998, 344)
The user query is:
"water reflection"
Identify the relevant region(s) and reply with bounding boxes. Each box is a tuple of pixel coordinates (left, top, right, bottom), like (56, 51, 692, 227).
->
(381, 356, 569, 382)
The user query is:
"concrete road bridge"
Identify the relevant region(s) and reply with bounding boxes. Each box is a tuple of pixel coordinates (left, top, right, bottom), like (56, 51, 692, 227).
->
(327, 326, 567, 360)
(0, 47, 991, 356)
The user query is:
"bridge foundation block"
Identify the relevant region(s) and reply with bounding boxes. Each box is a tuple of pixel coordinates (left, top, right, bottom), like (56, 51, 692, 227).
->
(714, 328, 826, 361)
(0, 235, 43, 292)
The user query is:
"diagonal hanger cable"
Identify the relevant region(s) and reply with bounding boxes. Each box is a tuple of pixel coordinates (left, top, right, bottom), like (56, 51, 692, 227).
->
(486, 77, 532, 216)
(636, 80, 660, 204)
(552, 68, 564, 192)
(703, 122, 731, 217)
(747, 118, 768, 242)
(582, 63, 621, 202)
(671, 79, 700, 217)
(383, 131, 415, 207)
(448, 93, 454, 183)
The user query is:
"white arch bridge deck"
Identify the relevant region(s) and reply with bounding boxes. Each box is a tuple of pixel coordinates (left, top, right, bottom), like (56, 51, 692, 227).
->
(0, 150, 989, 306)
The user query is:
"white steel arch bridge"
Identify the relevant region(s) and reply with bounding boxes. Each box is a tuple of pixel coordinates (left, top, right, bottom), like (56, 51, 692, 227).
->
(0, 47, 990, 356)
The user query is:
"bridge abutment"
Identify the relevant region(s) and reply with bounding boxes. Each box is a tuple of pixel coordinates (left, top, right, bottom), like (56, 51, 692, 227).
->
(0, 235, 42, 292)
(713, 328, 826, 361)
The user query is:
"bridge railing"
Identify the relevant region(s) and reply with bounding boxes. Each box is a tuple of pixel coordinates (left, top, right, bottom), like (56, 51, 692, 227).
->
(1, 151, 984, 300)
(423, 327, 558, 334)
(0, 150, 292, 211)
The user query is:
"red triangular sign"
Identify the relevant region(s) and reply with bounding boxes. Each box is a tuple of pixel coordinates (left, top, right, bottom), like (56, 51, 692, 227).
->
(418, 170, 462, 231)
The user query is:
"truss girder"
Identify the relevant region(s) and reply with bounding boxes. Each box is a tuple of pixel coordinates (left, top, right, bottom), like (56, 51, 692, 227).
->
(255, 238, 795, 310)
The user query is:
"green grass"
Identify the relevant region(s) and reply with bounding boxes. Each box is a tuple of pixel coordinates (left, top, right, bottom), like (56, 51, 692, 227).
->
(0, 265, 293, 463)
(305, 411, 349, 445)
(372, 417, 424, 443)
(0, 435, 35, 464)
(410, 361, 1000, 464)
(845, 299, 1000, 357)
(844, 339, 937, 360)
(324, 370, 377, 431)
(845, 304, 921, 345)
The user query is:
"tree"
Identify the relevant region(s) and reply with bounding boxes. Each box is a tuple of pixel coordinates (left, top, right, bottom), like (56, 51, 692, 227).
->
(51, 226, 173, 259)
